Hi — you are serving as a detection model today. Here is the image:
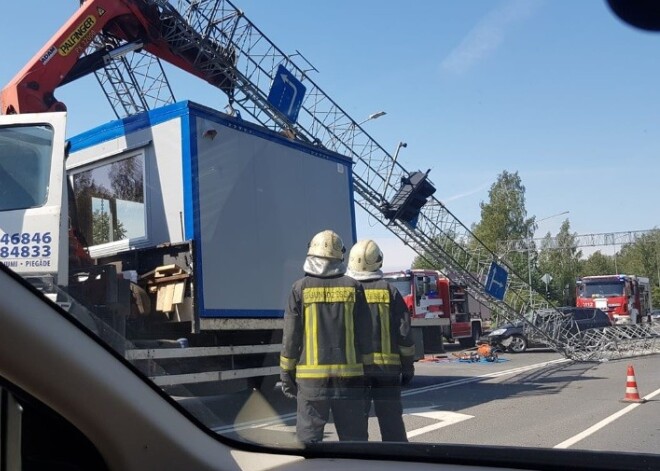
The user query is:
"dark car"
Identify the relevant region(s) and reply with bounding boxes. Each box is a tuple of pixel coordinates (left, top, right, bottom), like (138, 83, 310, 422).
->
(487, 307, 612, 353)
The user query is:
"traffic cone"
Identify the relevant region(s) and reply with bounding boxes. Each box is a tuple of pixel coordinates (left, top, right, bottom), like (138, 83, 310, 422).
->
(622, 365, 646, 403)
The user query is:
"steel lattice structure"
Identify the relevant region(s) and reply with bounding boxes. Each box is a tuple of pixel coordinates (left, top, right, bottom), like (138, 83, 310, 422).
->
(81, 0, 659, 361)
(500, 229, 654, 253)
(87, 34, 176, 118)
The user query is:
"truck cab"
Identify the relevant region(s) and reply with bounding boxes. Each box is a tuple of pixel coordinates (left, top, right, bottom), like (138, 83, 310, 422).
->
(384, 269, 485, 351)
(0, 113, 69, 297)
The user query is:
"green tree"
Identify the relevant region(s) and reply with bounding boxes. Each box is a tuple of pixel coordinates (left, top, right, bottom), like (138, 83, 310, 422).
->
(471, 171, 535, 292)
(579, 251, 616, 276)
(616, 229, 660, 282)
(91, 209, 127, 245)
(538, 219, 582, 305)
(109, 157, 144, 202)
(471, 170, 533, 250)
(411, 229, 468, 271)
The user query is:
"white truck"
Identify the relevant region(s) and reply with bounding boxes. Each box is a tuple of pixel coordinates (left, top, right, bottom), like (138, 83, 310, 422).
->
(0, 101, 356, 393)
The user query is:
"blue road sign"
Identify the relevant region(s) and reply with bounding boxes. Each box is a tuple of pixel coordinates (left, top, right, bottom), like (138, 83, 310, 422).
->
(267, 65, 306, 123)
(485, 261, 508, 301)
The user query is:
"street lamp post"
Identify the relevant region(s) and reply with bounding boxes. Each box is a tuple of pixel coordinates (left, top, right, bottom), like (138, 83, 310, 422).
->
(527, 210, 570, 305)
(356, 110, 386, 127)
(337, 110, 385, 151)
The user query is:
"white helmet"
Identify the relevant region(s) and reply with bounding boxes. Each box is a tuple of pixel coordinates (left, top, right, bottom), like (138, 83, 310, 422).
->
(348, 239, 383, 273)
(307, 230, 346, 260)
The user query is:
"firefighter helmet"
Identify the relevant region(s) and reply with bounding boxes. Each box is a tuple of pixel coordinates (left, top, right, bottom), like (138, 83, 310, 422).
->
(307, 230, 346, 260)
(348, 239, 383, 273)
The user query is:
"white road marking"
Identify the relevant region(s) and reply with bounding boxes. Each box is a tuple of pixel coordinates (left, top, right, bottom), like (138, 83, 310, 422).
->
(553, 386, 660, 449)
(212, 358, 567, 434)
(402, 358, 570, 397)
(405, 410, 473, 439)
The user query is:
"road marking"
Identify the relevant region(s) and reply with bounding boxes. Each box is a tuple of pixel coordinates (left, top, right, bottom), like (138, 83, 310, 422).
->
(402, 358, 570, 397)
(405, 410, 473, 439)
(553, 385, 660, 449)
(255, 409, 474, 439)
(212, 358, 567, 434)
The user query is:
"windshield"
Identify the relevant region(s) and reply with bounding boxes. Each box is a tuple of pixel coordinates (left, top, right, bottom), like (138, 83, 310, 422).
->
(3, 1, 660, 469)
(580, 281, 625, 298)
(384, 278, 413, 297)
(0, 125, 52, 211)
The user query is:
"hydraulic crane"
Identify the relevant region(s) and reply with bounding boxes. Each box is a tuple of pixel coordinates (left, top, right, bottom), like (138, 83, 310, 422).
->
(3, 0, 660, 361)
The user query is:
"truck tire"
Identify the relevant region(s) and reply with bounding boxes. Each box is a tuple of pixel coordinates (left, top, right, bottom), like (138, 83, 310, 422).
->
(458, 323, 482, 348)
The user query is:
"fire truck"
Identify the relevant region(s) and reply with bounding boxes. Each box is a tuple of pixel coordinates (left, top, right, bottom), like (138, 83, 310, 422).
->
(383, 269, 489, 355)
(576, 274, 652, 325)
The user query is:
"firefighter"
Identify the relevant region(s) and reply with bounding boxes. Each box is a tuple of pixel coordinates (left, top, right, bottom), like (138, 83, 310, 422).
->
(347, 239, 415, 442)
(280, 230, 374, 443)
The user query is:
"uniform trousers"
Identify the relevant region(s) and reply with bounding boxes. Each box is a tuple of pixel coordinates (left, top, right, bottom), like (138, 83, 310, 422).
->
(365, 374, 407, 442)
(296, 395, 368, 443)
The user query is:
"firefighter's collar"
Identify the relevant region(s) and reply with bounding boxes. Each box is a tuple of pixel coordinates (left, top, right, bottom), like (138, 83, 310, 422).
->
(303, 256, 346, 277)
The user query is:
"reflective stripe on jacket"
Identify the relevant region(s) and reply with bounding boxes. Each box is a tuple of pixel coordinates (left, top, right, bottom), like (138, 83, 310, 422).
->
(361, 278, 415, 374)
(280, 274, 373, 399)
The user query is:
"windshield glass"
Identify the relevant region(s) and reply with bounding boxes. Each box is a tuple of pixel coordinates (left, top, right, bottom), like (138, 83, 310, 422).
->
(3, 1, 660, 469)
(384, 278, 413, 297)
(0, 125, 52, 211)
(580, 281, 625, 297)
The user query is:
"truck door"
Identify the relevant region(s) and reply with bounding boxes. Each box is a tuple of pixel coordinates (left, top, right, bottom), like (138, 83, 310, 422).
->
(415, 273, 443, 318)
(0, 112, 68, 289)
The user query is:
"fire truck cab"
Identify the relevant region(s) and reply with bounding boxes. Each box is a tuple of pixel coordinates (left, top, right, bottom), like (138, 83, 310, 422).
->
(383, 269, 488, 354)
(576, 274, 652, 325)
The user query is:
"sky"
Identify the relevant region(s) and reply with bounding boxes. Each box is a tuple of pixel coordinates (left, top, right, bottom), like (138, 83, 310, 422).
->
(2, 1, 659, 271)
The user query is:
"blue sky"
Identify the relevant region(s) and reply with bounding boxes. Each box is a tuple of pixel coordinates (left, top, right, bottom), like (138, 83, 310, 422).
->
(2, 1, 659, 270)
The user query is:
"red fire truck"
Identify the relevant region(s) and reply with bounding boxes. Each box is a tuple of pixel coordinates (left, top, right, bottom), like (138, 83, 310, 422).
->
(576, 274, 652, 325)
(383, 269, 489, 355)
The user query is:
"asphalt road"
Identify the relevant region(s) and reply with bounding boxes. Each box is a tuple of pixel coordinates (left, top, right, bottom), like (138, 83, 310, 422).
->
(181, 344, 660, 454)
(401, 346, 660, 453)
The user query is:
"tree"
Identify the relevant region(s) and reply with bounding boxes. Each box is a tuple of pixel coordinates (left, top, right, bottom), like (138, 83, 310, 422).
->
(579, 251, 616, 276)
(411, 229, 468, 271)
(616, 229, 660, 283)
(538, 219, 582, 305)
(91, 208, 127, 245)
(471, 171, 535, 292)
(471, 171, 533, 251)
(109, 157, 144, 202)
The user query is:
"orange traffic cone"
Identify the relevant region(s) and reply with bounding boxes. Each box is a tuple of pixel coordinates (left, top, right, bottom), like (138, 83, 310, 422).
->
(622, 365, 646, 403)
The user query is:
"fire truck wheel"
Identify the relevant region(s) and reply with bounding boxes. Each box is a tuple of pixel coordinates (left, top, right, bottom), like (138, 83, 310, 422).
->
(458, 324, 482, 348)
(507, 334, 528, 353)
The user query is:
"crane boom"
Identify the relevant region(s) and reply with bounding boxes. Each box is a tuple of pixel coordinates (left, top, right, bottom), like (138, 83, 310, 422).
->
(0, 0, 233, 115)
(3, 0, 659, 361)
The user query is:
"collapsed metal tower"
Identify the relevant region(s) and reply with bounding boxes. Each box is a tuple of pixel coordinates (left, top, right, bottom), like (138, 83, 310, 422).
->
(85, 0, 660, 361)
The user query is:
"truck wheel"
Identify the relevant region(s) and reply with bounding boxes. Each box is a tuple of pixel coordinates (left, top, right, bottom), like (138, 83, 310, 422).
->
(507, 335, 527, 353)
(458, 324, 482, 348)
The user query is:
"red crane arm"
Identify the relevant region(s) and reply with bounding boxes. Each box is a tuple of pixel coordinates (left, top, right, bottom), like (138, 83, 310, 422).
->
(1, 1, 139, 114)
(1, 0, 234, 115)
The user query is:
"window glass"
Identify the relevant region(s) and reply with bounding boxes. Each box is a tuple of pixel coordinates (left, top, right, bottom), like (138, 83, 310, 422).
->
(386, 279, 412, 297)
(72, 154, 146, 246)
(580, 281, 624, 297)
(0, 125, 52, 211)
